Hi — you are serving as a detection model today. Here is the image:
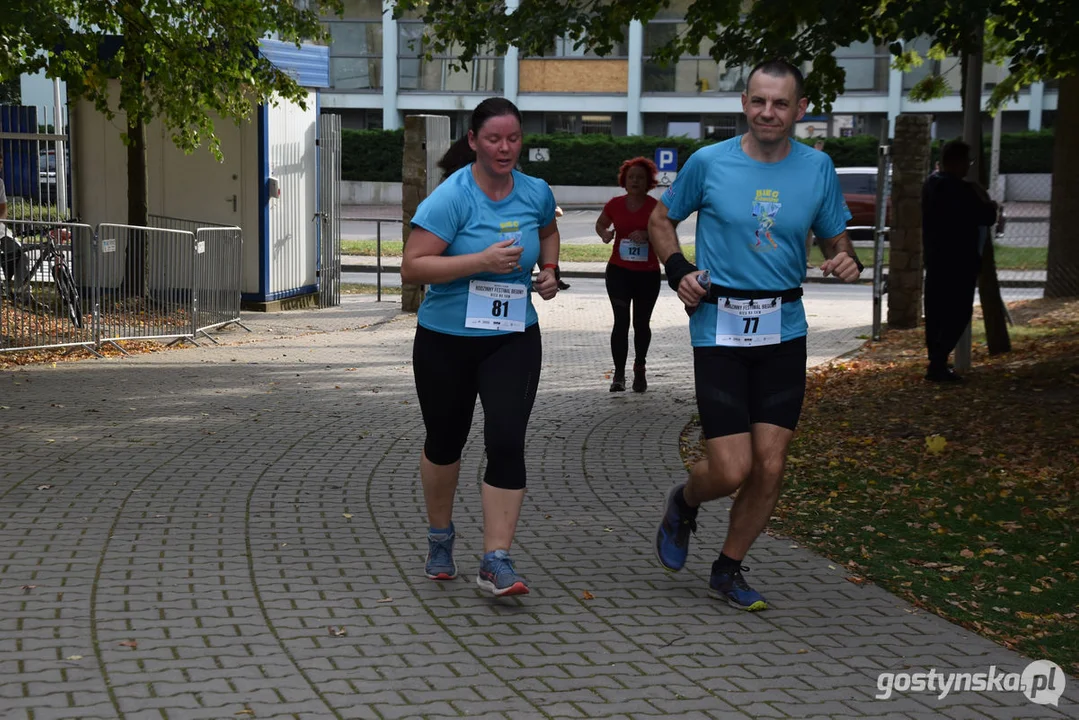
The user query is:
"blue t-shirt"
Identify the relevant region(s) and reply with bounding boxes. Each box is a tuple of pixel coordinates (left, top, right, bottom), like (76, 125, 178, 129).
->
(410, 165, 557, 336)
(661, 136, 851, 346)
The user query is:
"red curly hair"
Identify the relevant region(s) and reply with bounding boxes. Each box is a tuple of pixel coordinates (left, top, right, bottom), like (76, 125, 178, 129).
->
(617, 156, 659, 191)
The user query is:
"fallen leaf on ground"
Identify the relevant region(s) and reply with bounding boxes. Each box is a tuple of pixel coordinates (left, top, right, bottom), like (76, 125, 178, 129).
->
(581, 590, 595, 600)
(377, 597, 393, 603)
(925, 435, 947, 454)
(328, 626, 347, 637)
(119, 640, 138, 649)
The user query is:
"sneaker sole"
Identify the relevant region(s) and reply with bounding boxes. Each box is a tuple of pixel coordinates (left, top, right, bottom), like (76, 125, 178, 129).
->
(654, 482, 688, 572)
(476, 577, 530, 597)
(425, 554, 457, 581)
(710, 587, 768, 611)
(425, 570, 458, 581)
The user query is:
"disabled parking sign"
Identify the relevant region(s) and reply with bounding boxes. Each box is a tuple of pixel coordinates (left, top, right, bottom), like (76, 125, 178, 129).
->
(655, 148, 678, 186)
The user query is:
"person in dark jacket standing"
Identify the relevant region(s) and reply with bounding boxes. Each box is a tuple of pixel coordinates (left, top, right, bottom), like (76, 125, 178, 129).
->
(921, 140, 999, 382)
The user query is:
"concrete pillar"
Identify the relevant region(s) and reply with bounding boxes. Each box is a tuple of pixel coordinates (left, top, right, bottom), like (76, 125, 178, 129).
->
(381, 0, 399, 130)
(886, 114, 933, 329)
(627, 21, 644, 136)
(1028, 82, 1045, 131)
(886, 65, 904, 138)
(401, 114, 451, 312)
(504, 0, 519, 105)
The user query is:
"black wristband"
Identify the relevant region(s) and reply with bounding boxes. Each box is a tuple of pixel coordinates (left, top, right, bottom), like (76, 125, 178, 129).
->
(664, 252, 698, 292)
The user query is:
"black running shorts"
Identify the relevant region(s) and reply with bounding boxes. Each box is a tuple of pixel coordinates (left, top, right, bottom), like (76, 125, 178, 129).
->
(693, 335, 808, 439)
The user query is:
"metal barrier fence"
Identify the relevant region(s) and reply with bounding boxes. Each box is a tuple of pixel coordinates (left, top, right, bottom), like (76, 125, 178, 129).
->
(1, 220, 246, 355)
(0, 220, 97, 355)
(148, 216, 246, 340)
(341, 216, 404, 302)
(193, 227, 246, 340)
(993, 176, 1056, 305)
(95, 223, 200, 347)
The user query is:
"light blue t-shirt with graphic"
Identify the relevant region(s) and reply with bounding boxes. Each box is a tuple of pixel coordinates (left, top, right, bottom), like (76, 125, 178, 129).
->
(411, 165, 557, 336)
(661, 136, 851, 346)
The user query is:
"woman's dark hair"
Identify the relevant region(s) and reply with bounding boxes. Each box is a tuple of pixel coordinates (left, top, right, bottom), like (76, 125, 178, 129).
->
(617, 156, 659, 191)
(438, 97, 523, 179)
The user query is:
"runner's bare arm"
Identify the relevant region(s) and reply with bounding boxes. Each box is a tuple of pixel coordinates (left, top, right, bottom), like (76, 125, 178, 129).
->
(401, 227, 523, 285)
(647, 201, 681, 264)
(595, 210, 615, 243)
(817, 230, 863, 282)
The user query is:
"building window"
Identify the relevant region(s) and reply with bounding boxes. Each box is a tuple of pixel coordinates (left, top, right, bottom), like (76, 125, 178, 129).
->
(544, 113, 612, 135)
(833, 40, 891, 92)
(703, 115, 739, 140)
(581, 114, 613, 134)
(901, 37, 962, 93)
(527, 30, 629, 58)
(323, 21, 383, 91)
(398, 22, 503, 93)
(642, 21, 751, 94)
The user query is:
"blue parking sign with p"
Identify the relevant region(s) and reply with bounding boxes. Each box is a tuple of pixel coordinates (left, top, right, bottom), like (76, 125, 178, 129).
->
(655, 148, 677, 172)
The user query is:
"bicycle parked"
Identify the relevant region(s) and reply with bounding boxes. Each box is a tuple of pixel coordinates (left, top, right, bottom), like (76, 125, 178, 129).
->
(0, 226, 83, 330)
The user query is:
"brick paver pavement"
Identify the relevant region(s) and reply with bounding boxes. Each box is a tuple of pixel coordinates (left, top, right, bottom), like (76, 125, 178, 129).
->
(1, 286, 1074, 719)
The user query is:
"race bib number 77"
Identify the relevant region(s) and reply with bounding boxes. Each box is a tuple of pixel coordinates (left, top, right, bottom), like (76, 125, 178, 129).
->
(714, 297, 781, 346)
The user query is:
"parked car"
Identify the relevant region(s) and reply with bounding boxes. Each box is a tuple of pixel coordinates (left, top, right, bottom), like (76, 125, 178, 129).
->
(836, 166, 891, 241)
(834, 165, 1006, 242)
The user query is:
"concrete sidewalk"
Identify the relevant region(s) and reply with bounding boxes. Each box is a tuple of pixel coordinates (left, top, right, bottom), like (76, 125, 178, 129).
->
(1, 290, 1073, 719)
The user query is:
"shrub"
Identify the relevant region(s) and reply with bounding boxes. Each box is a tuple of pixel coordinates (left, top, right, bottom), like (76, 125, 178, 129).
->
(340, 128, 1055, 184)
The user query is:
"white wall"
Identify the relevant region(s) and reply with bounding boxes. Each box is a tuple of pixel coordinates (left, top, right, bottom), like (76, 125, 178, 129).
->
(70, 81, 326, 298)
(1004, 174, 1052, 203)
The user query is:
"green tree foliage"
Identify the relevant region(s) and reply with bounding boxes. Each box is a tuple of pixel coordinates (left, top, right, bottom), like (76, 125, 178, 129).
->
(0, 0, 342, 158)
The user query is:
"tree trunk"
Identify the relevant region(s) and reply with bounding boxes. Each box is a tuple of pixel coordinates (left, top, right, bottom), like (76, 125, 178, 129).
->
(1045, 74, 1079, 298)
(121, 24, 149, 296)
(961, 39, 1011, 355)
(122, 113, 149, 296)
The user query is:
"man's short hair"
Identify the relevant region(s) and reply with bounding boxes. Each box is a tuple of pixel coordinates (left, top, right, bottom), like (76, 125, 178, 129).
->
(941, 139, 971, 165)
(746, 59, 805, 100)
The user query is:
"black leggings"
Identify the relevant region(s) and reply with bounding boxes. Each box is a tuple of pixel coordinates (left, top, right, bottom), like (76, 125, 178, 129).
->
(605, 263, 661, 374)
(412, 324, 542, 490)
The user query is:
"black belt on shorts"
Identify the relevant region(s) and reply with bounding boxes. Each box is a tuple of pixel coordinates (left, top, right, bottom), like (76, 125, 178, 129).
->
(701, 285, 804, 304)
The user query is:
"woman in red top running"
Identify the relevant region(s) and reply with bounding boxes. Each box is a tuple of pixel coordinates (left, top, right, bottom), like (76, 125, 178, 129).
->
(595, 156, 660, 392)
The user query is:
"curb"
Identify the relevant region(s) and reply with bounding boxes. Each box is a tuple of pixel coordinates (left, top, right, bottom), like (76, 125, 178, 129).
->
(341, 264, 1046, 288)
(342, 264, 874, 285)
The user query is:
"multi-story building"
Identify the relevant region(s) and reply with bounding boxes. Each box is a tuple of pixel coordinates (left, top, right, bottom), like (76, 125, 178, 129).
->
(320, 0, 1057, 141)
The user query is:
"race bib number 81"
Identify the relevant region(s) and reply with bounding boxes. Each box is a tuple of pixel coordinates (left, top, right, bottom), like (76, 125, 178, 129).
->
(465, 280, 527, 332)
(714, 297, 781, 346)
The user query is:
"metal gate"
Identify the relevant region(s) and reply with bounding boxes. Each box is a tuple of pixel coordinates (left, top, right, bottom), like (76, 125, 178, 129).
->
(1, 102, 72, 224)
(871, 134, 893, 342)
(317, 113, 342, 308)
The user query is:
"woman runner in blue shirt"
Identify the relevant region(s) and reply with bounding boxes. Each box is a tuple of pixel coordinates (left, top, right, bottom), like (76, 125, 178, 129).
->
(400, 98, 561, 597)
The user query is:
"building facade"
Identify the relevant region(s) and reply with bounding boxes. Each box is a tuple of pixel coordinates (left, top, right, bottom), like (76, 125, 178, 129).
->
(320, 0, 1057, 141)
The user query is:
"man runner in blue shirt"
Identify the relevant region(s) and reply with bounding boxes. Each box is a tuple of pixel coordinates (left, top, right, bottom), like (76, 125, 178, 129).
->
(648, 59, 864, 611)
